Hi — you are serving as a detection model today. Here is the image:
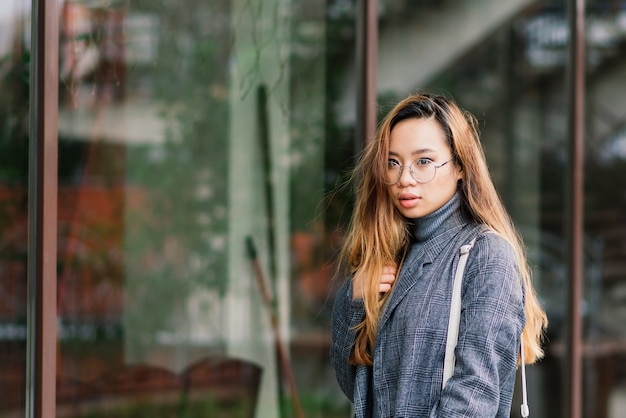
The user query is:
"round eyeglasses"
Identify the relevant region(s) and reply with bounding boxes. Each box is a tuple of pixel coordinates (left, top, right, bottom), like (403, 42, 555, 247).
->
(385, 158, 452, 185)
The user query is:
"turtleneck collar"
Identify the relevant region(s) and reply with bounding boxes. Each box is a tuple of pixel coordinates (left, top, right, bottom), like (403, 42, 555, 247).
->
(410, 192, 464, 242)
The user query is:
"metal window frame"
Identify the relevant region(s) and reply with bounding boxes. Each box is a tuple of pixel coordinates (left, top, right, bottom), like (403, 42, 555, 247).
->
(356, 0, 378, 150)
(26, 0, 59, 417)
(566, 1, 585, 418)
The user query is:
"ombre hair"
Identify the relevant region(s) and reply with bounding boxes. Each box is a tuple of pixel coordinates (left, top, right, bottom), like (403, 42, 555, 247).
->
(340, 93, 547, 366)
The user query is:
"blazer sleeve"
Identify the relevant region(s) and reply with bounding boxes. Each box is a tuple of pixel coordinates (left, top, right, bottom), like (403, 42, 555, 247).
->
(434, 233, 526, 417)
(330, 278, 366, 401)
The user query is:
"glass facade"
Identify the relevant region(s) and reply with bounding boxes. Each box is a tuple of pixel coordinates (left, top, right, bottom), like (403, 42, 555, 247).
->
(2, 0, 626, 417)
(0, 1, 30, 415)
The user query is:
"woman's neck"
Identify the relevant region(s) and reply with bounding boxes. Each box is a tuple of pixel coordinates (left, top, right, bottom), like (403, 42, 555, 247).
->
(411, 192, 461, 242)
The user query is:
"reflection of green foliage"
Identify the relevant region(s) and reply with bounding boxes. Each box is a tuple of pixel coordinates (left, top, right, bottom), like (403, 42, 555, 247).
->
(76, 397, 251, 418)
(322, 6, 357, 229)
(298, 393, 353, 418)
(289, 2, 356, 232)
(0, 44, 29, 231)
(121, 1, 231, 349)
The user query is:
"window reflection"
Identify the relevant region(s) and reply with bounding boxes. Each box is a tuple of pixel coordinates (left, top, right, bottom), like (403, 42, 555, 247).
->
(0, 1, 30, 415)
(403, 1, 626, 416)
(5, 0, 626, 416)
(55, 0, 352, 417)
(56, 0, 253, 416)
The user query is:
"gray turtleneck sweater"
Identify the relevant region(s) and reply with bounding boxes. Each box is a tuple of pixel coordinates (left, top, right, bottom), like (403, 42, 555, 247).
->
(331, 193, 526, 418)
(409, 191, 465, 251)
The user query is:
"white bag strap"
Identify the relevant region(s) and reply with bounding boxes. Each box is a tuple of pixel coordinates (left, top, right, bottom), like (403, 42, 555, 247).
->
(520, 338, 529, 417)
(442, 236, 530, 417)
(442, 238, 475, 389)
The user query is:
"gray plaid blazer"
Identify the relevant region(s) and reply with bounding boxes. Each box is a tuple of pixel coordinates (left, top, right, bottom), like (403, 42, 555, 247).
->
(330, 210, 525, 417)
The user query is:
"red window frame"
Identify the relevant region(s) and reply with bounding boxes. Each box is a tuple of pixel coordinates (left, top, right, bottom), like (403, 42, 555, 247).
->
(26, 1, 59, 417)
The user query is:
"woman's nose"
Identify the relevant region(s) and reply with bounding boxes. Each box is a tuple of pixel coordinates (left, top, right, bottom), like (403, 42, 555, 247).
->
(397, 165, 416, 186)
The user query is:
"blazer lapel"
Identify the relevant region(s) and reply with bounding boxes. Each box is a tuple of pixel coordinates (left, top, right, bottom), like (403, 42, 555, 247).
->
(378, 244, 427, 330)
(377, 224, 466, 331)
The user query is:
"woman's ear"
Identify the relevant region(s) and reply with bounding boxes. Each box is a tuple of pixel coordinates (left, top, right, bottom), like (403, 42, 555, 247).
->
(454, 162, 463, 182)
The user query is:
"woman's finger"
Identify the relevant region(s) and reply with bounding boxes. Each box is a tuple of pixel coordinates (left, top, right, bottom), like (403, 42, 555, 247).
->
(382, 266, 396, 275)
(380, 267, 396, 284)
(379, 265, 397, 293)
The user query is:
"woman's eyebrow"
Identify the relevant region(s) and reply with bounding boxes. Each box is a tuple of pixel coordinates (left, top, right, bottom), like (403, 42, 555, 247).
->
(388, 148, 437, 156)
(411, 148, 437, 155)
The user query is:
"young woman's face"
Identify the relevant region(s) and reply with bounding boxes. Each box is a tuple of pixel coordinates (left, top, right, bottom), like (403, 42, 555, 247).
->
(386, 117, 462, 219)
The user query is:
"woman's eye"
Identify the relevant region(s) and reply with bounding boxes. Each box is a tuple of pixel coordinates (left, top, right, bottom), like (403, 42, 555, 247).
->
(415, 158, 432, 166)
(387, 159, 400, 167)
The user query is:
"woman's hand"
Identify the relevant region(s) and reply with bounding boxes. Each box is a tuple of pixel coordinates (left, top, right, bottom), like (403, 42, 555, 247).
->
(352, 266, 397, 300)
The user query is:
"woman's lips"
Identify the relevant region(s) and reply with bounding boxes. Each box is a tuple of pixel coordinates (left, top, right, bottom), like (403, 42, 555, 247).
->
(398, 193, 420, 208)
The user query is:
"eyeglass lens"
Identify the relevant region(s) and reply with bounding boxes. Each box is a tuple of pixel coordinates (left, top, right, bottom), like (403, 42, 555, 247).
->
(386, 160, 438, 184)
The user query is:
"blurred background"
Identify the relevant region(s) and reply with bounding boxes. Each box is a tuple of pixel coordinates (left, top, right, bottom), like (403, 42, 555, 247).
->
(1, 0, 626, 417)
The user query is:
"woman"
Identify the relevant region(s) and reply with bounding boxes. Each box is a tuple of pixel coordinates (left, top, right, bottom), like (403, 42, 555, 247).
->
(330, 93, 547, 417)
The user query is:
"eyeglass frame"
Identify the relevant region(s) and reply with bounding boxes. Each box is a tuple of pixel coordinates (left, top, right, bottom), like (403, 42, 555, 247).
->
(384, 158, 453, 185)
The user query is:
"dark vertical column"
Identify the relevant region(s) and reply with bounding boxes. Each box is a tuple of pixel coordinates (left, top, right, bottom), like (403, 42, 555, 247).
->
(26, 1, 59, 417)
(355, 0, 378, 150)
(502, 26, 517, 213)
(566, 1, 585, 418)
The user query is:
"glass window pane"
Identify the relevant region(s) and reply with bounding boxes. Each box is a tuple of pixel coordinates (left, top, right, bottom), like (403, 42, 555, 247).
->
(19, 0, 626, 417)
(56, 0, 353, 417)
(376, 1, 626, 417)
(0, 1, 30, 415)
(377, 1, 563, 417)
(585, 1, 626, 416)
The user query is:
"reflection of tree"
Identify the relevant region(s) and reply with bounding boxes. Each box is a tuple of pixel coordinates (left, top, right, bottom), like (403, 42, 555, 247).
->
(0, 18, 29, 327)
(0, 21, 29, 195)
(0, 19, 30, 411)
(288, 1, 356, 330)
(118, 0, 231, 351)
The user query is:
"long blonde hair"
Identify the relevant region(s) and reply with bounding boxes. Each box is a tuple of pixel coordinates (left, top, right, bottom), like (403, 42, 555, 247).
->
(340, 93, 547, 366)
